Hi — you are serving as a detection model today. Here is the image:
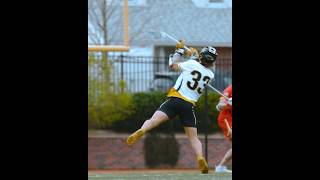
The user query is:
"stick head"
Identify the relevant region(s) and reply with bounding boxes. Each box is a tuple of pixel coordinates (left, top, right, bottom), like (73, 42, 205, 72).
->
(148, 31, 169, 39)
(159, 31, 167, 38)
(149, 31, 192, 52)
(148, 31, 163, 39)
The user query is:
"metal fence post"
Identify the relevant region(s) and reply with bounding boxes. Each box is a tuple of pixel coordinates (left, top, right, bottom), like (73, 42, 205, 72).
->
(204, 86, 208, 161)
(120, 55, 124, 93)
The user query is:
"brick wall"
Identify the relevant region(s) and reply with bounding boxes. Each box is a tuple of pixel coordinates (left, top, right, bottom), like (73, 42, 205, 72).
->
(88, 133, 231, 170)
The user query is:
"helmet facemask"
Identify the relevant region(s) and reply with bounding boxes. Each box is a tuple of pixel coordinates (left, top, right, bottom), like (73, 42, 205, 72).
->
(199, 46, 218, 67)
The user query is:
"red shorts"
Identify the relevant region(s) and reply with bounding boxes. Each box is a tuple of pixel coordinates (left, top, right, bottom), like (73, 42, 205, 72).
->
(217, 111, 232, 141)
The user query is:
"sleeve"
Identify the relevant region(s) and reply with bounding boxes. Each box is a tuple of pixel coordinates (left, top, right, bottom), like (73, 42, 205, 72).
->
(178, 60, 194, 72)
(172, 52, 183, 62)
(210, 72, 215, 82)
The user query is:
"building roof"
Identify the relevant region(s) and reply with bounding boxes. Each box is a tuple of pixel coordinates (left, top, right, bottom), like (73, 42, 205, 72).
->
(102, 0, 232, 47)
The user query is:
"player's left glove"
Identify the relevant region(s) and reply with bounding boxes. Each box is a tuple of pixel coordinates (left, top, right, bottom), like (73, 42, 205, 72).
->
(216, 104, 222, 111)
(176, 39, 185, 49)
(175, 48, 185, 56)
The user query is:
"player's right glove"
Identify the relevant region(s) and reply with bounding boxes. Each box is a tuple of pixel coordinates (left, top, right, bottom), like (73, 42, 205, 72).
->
(227, 97, 232, 106)
(216, 100, 227, 111)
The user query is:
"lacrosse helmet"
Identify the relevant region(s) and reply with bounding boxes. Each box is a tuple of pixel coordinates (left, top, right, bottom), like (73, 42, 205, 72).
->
(199, 46, 218, 65)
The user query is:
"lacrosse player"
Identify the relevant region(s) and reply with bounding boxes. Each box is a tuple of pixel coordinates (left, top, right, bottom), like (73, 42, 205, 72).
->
(127, 40, 218, 173)
(215, 85, 232, 173)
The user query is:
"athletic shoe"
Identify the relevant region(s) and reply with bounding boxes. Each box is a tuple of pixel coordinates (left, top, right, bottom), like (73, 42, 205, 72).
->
(215, 165, 232, 173)
(197, 156, 209, 174)
(126, 129, 145, 145)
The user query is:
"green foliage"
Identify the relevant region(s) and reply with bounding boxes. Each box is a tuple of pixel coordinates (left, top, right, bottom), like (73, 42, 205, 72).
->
(196, 92, 221, 133)
(111, 91, 167, 131)
(89, 92, 133, 129)
(119, 80, 126, 93)
(110, 91, 221, 134)
(88, 53, 133, 129)
(131, 92, 167, 126)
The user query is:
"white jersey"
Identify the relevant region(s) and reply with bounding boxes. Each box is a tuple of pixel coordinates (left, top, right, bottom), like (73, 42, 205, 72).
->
(173, 60, 215, 102)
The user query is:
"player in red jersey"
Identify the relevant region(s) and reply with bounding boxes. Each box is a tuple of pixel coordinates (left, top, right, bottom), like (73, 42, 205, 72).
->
(215, 85, 232, 173)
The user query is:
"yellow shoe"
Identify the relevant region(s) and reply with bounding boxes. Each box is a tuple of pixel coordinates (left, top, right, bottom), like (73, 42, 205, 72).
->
(197, 156, 209, 174)
(127, 129, 145, 145)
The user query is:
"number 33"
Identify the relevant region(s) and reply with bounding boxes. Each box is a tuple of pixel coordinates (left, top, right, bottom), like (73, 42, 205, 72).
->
(187, 70, 210, 94)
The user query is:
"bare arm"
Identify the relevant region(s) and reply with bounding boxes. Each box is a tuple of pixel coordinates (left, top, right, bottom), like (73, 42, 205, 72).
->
(170, 63, 180, 72)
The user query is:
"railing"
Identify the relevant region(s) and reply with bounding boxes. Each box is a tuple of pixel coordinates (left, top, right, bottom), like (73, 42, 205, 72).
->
(88, 54, 232, 94)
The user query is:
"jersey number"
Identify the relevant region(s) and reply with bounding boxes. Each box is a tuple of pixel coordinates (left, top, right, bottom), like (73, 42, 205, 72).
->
(187, 70, 210, 94)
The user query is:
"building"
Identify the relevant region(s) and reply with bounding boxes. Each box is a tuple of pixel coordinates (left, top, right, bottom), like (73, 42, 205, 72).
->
(88, 0, 232, 92)
(92, 0, 232, 57)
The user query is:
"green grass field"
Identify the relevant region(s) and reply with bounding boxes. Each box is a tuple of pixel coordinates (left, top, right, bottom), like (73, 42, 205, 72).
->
(88, 170, 232, 180)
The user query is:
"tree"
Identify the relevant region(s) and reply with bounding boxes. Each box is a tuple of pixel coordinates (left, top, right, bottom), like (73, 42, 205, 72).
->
(88, 0, 157, 46)
(88, 0, 112, 45)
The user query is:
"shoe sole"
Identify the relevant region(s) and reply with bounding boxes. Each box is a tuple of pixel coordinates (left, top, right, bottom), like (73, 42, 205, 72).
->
(215, 171, 232, 174)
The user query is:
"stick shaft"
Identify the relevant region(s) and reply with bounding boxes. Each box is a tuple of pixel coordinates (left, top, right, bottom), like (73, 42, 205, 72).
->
(160, 31, 191, 52)
(224, 118, 231, 131)
(206, 84, 230, 100)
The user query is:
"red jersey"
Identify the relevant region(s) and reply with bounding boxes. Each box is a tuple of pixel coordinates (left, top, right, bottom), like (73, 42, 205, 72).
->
(224, 85, 232, 98)
(220, 85, 232, 112)
(217, 85, 232, 140)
